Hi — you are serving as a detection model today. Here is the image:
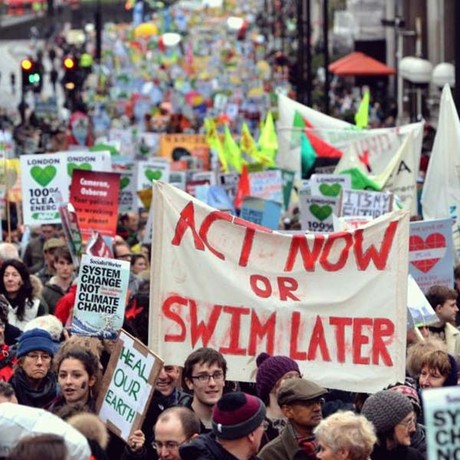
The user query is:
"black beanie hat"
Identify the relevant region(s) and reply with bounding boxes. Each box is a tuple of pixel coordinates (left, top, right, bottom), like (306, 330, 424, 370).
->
(212, 392, 266, 440)
(362, 390, 413, 434)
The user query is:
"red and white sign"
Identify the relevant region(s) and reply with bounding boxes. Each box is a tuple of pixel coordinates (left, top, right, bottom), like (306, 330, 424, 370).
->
(150, 182, 410, 393)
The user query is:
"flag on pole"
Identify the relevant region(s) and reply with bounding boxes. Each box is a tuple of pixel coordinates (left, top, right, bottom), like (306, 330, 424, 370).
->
(355, 89, 370, 128)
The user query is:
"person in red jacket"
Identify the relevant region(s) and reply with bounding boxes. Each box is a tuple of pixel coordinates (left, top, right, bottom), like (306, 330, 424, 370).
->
(54, 283, 77, 326)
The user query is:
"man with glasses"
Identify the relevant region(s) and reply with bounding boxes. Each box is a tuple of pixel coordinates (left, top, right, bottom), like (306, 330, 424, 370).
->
(183, 347, 227, 432)
(113, 238, 141, 298)
(153, 406, 200, 460)
(259, 378, 327, 460)
(180, 392, 267, 460)
(9, 328, 57, 408)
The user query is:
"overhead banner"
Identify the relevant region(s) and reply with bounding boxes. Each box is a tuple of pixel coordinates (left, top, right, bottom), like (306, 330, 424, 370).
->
(150, 181, 410, 393)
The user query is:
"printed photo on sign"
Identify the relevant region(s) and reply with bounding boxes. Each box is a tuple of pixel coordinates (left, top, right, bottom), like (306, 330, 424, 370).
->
(150, 182, 410, 393)
(96, 330, 163, 442)
(339, 189, 393, 218)
(409, 218, 454, 293)
(407, 275, 438, 328)
(299, 192, 338, 233)
(310, 174, 351, 199)
(71, 255, 130, 339)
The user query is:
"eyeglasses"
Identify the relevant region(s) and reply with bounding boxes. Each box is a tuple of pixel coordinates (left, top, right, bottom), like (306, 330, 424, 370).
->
(190, 371, 225, 383)
(152, 439, 188, 452)
(25, 352, 52, 362)
(398, 416, 416, 428)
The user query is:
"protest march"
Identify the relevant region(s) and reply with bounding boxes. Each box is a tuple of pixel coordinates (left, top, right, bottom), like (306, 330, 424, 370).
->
(1, 0, 460, 459)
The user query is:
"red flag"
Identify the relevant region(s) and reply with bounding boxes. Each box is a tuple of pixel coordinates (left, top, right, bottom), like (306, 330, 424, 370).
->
(234, 165, 250, 210)
(303, 119, 343, 159)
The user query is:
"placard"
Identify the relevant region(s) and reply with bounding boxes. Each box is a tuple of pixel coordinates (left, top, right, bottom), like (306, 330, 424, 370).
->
(249, 169, 283, 204)
(137, 159, 171, 192)
(339, 189, 393, 218)
(71, 255, 130, 338)
(240, 197, 282, 230)
(96, 330, 163, 442)
(159, 134, 210, 170)
(310, 174, 351, 199)
(409, 219, 454, 293)
(69, 170, 121, 244)
(423, 386, 460, 460)
(20, 151, 112, 225)
(299, 192, 338, 233)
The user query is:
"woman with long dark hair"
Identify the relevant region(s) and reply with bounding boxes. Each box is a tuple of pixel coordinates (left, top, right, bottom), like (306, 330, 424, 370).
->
(49, 346, 101, 413)
(0, 259, 47, 330)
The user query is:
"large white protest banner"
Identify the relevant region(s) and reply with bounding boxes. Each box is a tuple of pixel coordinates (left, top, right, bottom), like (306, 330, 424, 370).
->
(150, 181, 409, 393)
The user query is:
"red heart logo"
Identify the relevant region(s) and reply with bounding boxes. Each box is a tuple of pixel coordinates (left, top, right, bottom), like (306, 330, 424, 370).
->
(409, 233, 446, 273)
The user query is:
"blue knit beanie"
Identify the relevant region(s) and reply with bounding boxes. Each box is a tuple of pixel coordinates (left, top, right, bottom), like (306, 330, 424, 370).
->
(17, 328, 57, 358)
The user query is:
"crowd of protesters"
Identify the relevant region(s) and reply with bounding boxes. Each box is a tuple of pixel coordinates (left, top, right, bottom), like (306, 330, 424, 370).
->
(0, 215, 459, 459)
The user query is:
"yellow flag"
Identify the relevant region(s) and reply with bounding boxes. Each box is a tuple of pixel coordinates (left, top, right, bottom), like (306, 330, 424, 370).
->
(204, 118, 228, 172)
(355, 89, 370, 129)
(258, 112, 278, 161)
(240, 122, 259, 159)
(223, 126, 243, 173)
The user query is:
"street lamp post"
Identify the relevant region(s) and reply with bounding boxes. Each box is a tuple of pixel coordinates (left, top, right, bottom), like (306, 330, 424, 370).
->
(323, 0, 329, 114)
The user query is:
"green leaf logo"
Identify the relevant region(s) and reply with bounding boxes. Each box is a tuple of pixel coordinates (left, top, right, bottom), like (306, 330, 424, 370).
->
(31, 165, 57, 187)
(319, 183, 341, 197)
(145, 169, 162, 182)
(67, 162, 92, 177)
(120, 177, 130, 189)
(310, 204, 333, 221)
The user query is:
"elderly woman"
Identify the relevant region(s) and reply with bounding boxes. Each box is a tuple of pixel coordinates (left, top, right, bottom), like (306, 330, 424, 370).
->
(9, 328, 57, 408)
(314, 411, 376, 460)
(362, 391, 424, 460)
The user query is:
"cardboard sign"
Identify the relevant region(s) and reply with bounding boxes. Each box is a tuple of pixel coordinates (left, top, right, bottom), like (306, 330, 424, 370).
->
(409, 219, 454, 293)
(339, 189, 393, 218)
(422, 386, 460, 460)
(249, 170, 283, 204)
(299, 193, 338, 233)
(20, 152, 112, 225)
(150, 182, 410, 393)
(310, 174, 351, 199)
(21, 154, 66, 224)
(169, 172, 187, 191)
(219, 172, 239, 202)
(159, 134, 211, 170)
(240, 197, 282, 230)
(113, 160, 137, 213)
(96, 330, 163, 442)
(70, 170, 121, 244)
(137, 159, 171, 192)
(72, 255, 130, 339)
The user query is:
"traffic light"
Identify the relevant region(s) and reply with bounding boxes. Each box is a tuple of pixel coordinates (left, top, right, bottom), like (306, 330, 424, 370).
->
(21, 58, 42, 93)
(63, 55, 79, 90)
